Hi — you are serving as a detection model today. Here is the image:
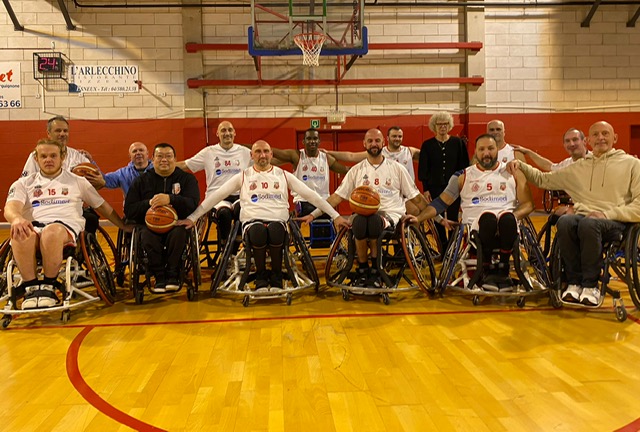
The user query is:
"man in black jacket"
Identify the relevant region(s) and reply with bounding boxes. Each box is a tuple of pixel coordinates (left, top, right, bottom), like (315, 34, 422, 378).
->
(125, 143, 200, 291)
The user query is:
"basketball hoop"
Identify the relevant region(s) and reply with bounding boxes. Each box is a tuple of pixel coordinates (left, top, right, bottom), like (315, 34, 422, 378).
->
(293, 32, 327, 67)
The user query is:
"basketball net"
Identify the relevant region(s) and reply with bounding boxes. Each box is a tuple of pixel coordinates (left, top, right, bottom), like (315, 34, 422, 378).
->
(293, 32, 327, 67)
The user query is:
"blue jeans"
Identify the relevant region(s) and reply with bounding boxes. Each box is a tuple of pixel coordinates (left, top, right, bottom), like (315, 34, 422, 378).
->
(556, 214, 625, 288)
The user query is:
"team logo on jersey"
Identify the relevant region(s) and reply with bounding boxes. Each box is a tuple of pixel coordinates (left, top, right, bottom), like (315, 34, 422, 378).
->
(319, 166, 325, 173)
(302, 165, 308, 171)
(274, 182, 280, 189)
(34, 188, 43, 198)
(471, 183, 480, 192)
(172, 183, 181, 194)
(500, 182, 506, 191)
(502, 157, 508, 163)
(385, 178, 392, 187)
(61, 188, 68, 196)
(215, 161, 221, 168)
(311, 166, 317, 172)
(249, 181, 257, 191)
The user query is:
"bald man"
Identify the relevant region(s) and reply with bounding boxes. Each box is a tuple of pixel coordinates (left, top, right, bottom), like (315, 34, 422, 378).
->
(180, 140, 349, 290)
(487, 119, 526, 164)
(176, 121, 252, 243)
(508, 121, 640, 306)
(93, 141, 154, 197)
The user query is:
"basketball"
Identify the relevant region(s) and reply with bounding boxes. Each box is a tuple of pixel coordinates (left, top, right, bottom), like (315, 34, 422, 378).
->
(145, 205, 178, 234)
(71, 162, 99, 177)
(349, 185, 380, 216)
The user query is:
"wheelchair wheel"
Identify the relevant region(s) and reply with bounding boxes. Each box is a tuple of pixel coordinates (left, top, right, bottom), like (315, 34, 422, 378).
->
(421, 219, 443, 261)
(129, 229, 146, 304)
(628, 225, 640, 309)
(401, 222, 436, 294)
(0, 240, 11, 297)
(536, 219, 556, 260)
(115, 228, 132, 287)
(519, 224, 552, 289)
(81, 232, 117, 306)
(210, 221, 240, 295)
(183, 230, 201, 301)
(96, 225, 124, 288)
(437, 225, 465, 294)
(289, 220, 320, 291)
(325, 227, 355, 286)
(543, 190, 554, 213)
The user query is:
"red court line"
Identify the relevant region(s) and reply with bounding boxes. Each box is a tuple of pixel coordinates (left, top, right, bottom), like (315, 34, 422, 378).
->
(66, 326, 167, 432)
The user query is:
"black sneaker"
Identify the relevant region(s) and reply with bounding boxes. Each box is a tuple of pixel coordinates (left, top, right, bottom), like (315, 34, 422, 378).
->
(354, 268, 368, 287)
(366, 268, 382, 288)
(269, 271, 283, 289)
(255, 271, 269, 289)
(154, 274, 167, 293)
(166, 271, 180, 291)
(482, 273, 500, 292)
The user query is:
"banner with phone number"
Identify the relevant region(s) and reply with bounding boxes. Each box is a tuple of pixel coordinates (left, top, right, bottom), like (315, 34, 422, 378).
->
(0, 62, 21, 109)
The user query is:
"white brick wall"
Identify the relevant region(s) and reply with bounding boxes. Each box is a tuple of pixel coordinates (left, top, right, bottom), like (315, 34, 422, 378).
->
(1, 2, 638, 119)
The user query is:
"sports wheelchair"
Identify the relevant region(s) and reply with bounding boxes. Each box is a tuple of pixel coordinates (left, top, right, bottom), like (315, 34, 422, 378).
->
(210, 218, 319, 307)
(325, 220, 436, 305)
(0, 231, 116, 328)
(436, 220, 551, 307)
(548, 222, 640, 322)
(128, 225, 201, 304)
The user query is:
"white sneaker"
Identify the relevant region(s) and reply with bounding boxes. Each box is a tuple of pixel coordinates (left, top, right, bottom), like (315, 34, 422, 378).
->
(22, 286, 40, 310)
(562, 284, 582, 303)
(579, 287, 601, 306)
(36, 284, 59, 308)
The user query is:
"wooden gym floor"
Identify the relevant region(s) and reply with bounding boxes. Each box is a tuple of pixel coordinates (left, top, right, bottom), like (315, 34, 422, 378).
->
(1, 216, 640, 432)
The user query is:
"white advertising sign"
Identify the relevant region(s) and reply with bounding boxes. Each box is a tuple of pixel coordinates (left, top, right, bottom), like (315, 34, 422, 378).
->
(71, 65, 139, 93)
(0, 62, 22, 109)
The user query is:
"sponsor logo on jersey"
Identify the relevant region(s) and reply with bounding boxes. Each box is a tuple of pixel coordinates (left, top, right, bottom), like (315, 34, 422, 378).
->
(216, 169, 222, 176)
(172, 183, 181, 194)
(250, 193, 283, 202)
(302, 175, 308, 181)
(471, 195, 508, 205)
(32, 198, 72, 207)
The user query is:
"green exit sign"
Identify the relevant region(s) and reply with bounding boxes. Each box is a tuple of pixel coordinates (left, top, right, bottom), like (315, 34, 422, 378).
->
(311, 119, 320, 129)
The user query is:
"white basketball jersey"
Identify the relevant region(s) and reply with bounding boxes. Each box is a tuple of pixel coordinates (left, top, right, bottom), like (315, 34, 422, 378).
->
(292, 149, 330, 202)
(239, 166, 291, 222)
(382, 146, 414, 179)
(460, 162, 517, 225)
(335, 157, 420, 224)
(185, 143, 252, 198)
(497, 143, 516, 164)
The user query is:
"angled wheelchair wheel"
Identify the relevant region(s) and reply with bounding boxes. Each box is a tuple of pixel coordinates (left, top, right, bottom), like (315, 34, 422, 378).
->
(519, 223, 552, 290)
(627, 225, 640, 309)
(184, 229, 201, 301)
(210, 221, 240, 295)
(115, 228, 131, 287)
(401, 222, 436, 294)
(129, 228, 146, 304)
(536, 218, 556, 260)
(81, 232, 117, 306)
(289, 220, 320, 291)
(325, 227, 355, 286)
(437, 225, 465, 294)
(0, 239, 11, 297)
(543, 190, 554, 213)
(421, 219, 443, 261)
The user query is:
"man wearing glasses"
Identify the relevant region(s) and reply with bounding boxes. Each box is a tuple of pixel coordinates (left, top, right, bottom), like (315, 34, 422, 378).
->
(125, 143, 200, 291)
(417, 112, 470, 245)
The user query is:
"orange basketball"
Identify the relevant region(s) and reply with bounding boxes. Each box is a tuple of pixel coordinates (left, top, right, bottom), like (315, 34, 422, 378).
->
(145, 205, 178, 234)
(349, 185, 381, 216)
(71, 162, 99, 177)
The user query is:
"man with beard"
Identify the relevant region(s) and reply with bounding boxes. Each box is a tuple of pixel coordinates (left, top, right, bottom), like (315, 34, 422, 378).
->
(179, 140, 349, 290)
(270, 128, 348, 217)
(407, 134, 534, 291)
(301, 129, 433, 287)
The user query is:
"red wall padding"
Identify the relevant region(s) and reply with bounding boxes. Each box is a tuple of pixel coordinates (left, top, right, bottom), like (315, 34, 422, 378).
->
(1, 113, 638, 220)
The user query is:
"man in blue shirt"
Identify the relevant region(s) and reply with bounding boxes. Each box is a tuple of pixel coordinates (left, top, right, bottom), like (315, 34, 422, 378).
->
(92, 142, 154, 197)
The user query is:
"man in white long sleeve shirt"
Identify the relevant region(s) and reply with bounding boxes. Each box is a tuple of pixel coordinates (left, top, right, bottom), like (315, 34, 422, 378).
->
(180, 140, 349, 289)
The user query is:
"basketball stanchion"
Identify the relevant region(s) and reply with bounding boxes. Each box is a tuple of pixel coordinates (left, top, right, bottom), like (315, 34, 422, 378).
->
(293, 32, 327, 67)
